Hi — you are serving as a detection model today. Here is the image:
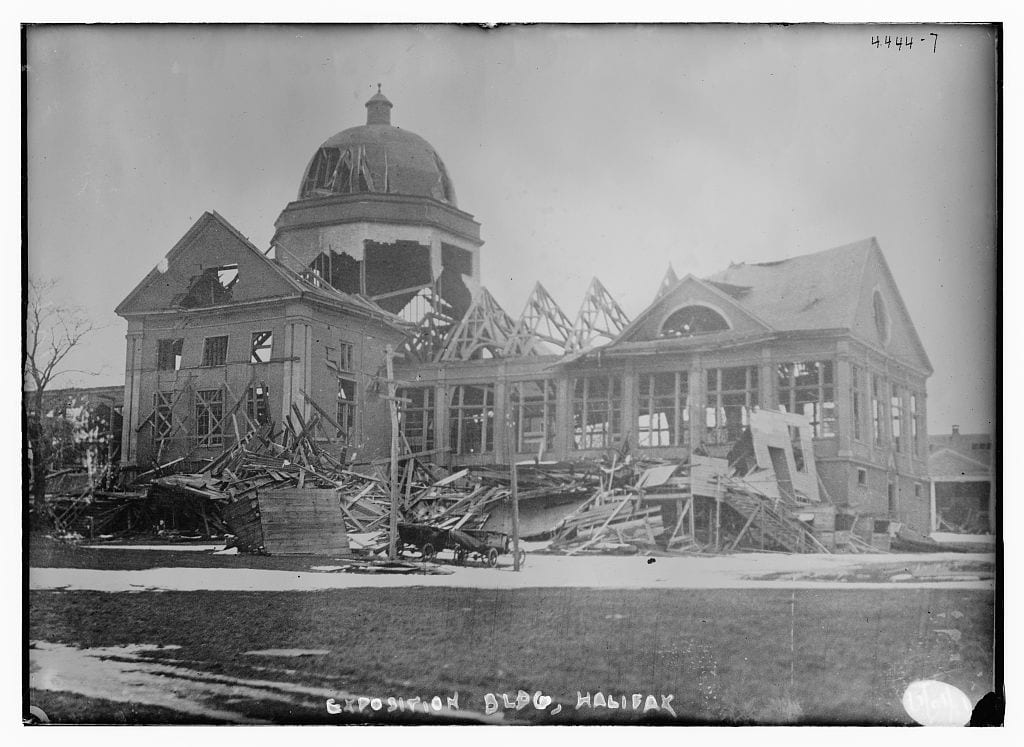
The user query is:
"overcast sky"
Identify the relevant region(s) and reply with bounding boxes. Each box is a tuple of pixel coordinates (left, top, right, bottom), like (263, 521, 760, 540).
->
(25, 23, 997, 434)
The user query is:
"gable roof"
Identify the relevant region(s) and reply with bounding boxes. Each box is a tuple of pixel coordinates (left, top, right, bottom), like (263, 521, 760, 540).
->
(704, 238, 875, 332)
(928, 446, 993, 478)
(116, 211, 406, 329)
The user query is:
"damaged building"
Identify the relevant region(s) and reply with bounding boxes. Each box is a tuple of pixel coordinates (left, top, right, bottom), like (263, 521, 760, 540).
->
(115, 89, 934, 538)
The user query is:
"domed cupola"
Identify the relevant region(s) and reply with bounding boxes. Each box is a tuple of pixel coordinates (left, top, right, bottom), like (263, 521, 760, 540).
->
(297, 85, 457, 205)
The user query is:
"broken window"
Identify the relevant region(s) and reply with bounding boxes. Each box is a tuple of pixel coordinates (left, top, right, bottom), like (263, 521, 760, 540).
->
(327, 341, 355, 372)
(195, 389, 225, 447)
(448, 384, 495, 455)
(872, 375, 885, 446)
(776, 361, 835, 438)
(153, 391, 174, 444)
(336, 378, 357, 437)
(179, 265, 239, 308)
(851, 364, 863, 442)
(364, 240, 433, 313)
(638, 371, 689, 447)
(788, 425, 806, 472)
(250, 331, 273, 363)
(706, 366, 759, 446)
(398, 386, 435, 453)
(510, 380, 557, 453)
(572, 375, 623, 450)
(157, 338, 184, 371)
(302, 147, 342, 195)
(201, 336, 229, 367)
(660, 305, 730, 337)
(246, 385, 271, 427)
(891, 384, 903, 452)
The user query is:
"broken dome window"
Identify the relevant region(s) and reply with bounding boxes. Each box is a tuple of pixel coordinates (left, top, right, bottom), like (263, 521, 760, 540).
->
(660, 305, 730, 337)
(302, 147, 342, 196)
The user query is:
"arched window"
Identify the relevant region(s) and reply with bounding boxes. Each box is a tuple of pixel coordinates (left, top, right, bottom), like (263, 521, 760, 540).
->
(660, 305, 730, 337)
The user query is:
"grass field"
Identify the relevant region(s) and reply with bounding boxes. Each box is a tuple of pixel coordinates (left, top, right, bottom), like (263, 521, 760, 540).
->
(29, 584, 995, 725)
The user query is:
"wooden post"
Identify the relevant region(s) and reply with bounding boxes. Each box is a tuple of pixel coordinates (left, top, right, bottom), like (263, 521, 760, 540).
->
(507, 416, 521, 571)
(386, 345, 400, 561)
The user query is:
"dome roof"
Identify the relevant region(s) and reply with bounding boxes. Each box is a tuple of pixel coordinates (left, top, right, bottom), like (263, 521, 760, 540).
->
(297, 88, 457, 206)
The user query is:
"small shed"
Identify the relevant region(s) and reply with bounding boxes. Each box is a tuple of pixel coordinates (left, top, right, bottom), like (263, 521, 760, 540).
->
(224, 488, 350, 555)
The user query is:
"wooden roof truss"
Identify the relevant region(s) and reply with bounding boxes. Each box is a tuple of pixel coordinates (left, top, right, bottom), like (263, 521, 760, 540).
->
(436, 287, 518, 362)
(570, 277, 631, 351)
(502, 282, 575, 357)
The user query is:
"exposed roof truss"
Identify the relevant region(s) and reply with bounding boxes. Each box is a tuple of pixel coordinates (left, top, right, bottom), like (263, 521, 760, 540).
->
(570, 277, 631, 351)
(503, 282, 574, 357)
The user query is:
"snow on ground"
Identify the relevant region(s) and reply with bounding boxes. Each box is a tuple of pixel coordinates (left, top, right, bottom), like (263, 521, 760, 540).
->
(81, 544, 224, 552)
(30, 551, 994, 593)
(931, 533, 996, 545)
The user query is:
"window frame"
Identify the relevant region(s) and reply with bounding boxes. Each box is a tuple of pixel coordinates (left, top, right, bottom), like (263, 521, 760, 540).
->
(157, 338, 184, 372)
(572, 374, 623, 450)
(200, 335, 229, 367)
(776, 360, 836, 438)
(398, 386, 436, 453)
(705, 366, 759, 446)
(638, 370, 689, 447)
(195, 388, 225, 448)
(448, 383, 496, 456)
(250, 331, 273, 364)
(509, 379, 557, 453)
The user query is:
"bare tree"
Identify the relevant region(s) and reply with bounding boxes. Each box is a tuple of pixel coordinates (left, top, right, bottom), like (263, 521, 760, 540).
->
(24, 278, 98, 504)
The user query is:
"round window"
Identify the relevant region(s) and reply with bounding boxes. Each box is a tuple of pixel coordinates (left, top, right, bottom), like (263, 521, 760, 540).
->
(873, 290, 890, 343)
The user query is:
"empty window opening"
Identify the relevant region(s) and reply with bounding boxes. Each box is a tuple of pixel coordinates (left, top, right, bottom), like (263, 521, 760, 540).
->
(510, 380, 557, 453)
(195, 389, 225, 448)
(157, 338, 184, 371)
(250, 331, 273, 363)
(572, 375, 623, 450)
(660, 305, 730, 338)
(706, 366, 758, 447)
(179, 265, 239, 308)
(638, 371, 689, 447)
(246, 385, 271, 427)
(201, 336, 229, 367)
(788, 425, 806, 472)
(442, 243, 473, 276)
(398, 386, 435, 453)
(336, 378, 357, 437)
(857, 468, 867, 486)
(777, 361, 835, 438)
(449, 384, 495, 455)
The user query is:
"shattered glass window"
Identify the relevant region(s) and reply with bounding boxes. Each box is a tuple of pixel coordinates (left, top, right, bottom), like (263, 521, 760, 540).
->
(777, 361, 835, 438)
(195, 388, 225, 447)
(706, 366, 759, 446)
(398, 386, 435, 453)
(638, 371, 689, 447)
(510, 380, 557, 453)
(572, 375, 623, 450)
(448, 384, 495, 455)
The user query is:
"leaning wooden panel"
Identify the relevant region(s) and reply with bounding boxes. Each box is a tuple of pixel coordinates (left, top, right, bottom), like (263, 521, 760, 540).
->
(256, 488, 350, 555)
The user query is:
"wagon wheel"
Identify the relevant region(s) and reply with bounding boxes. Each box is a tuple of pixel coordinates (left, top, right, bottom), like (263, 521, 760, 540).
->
(517, 549, 527, 568)
(487, 548, 499, 567)
(421, 543, 436, 561)
(454, 548, 467, 565)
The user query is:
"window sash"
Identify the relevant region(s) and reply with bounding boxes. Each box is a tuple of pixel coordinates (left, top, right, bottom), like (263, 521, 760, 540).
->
(448, 385, 495, 455)
(572, 375, 622, 449)
(398, 386, 435, 452)
(195, 389, 225, 447)
(201, 336, 228, 367)
(777, 361, 836, 438)
(706, 366, 759, 445)
(510, 380, 556, 452)
(638, 371, 689, 447)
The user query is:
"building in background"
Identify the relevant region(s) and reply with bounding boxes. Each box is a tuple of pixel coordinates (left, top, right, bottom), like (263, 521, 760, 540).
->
(114, 90, 934, 533)
(928, 426, 996, 534)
